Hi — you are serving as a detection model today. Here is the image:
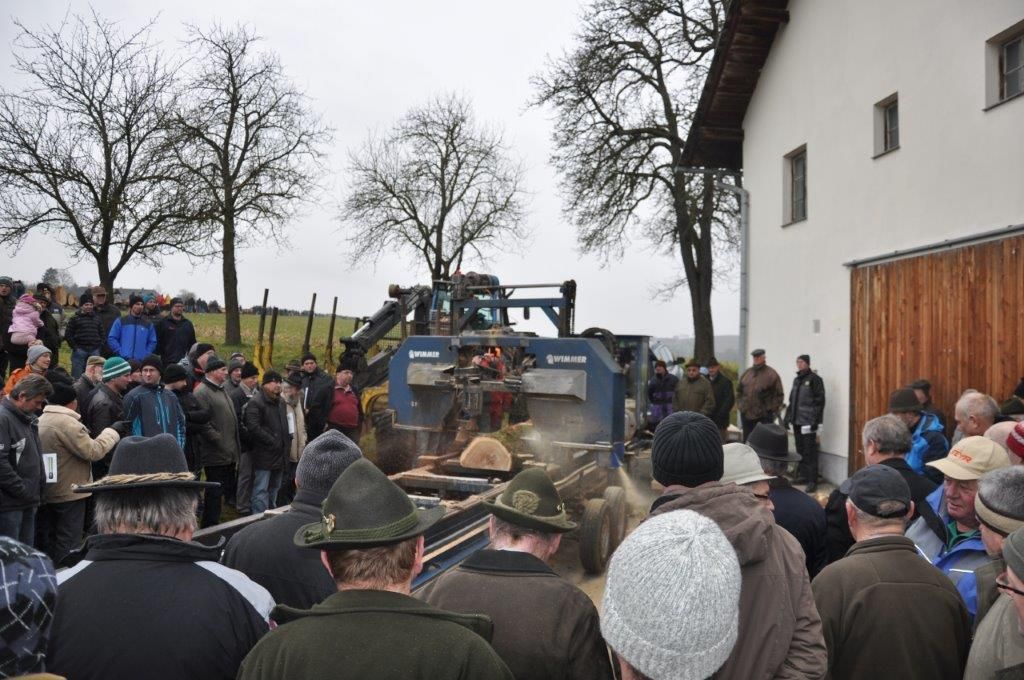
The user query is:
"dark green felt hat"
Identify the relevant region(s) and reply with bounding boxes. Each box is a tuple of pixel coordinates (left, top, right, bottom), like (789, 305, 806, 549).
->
(484, 467, 577, 533)
(295, 458, 445, 549)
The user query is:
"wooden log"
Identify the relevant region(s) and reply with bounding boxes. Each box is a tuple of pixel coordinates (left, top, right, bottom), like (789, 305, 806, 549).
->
(459, 437, 514, 472)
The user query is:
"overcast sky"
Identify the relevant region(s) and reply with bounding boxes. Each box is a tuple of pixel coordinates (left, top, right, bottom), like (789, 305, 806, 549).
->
(0, 0, 739, 339)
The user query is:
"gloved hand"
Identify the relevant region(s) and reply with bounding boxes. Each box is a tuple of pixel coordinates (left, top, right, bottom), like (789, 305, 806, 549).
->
(111, 420, 133, 438)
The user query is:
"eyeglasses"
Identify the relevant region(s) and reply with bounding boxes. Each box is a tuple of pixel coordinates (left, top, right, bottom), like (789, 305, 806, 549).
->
(996, 577, 1024, 598)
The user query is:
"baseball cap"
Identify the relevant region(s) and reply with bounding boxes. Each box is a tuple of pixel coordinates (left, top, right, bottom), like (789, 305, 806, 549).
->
(839, 465, 911, 518)
(926, 436, 1011, 481)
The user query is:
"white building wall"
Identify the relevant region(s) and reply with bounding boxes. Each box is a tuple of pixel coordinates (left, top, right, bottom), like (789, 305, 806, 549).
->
(741, 0, 1024, 480)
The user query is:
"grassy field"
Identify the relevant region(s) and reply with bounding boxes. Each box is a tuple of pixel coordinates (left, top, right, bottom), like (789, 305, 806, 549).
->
(54, 312, 362, 373)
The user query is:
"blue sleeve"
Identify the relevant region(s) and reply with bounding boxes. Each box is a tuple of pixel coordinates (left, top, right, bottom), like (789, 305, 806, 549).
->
(108, 318, 122, 353)
(146, 323, 157, 354)
(122, 391, 142, 436)
(175, 396, 186, 449)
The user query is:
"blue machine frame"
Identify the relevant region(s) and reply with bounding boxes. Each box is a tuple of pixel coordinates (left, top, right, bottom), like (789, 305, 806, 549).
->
(389, 334, 626, 465)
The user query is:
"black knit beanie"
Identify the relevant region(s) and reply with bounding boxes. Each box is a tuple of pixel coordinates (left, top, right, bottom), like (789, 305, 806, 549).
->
(651, 411, 724, 487)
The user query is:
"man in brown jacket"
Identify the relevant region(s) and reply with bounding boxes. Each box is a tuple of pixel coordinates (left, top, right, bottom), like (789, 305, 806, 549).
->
(673, 360, 715, 417)
(812, 465, 970, 680)
(649, 411, 827, 679)
(36, 380, 121, 563)
(419, 467, 613, 680)
(737, 348, 785, 441)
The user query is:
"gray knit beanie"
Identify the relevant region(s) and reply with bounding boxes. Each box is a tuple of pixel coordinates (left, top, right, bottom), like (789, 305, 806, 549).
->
(601, 509, 741, 680)
(296, 430, 363, 497)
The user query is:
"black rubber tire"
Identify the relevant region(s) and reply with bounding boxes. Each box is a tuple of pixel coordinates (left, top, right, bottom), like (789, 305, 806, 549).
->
(579, 497, 612, 575)
(578, 327, 618, 360)
(603, 486, 628, 551)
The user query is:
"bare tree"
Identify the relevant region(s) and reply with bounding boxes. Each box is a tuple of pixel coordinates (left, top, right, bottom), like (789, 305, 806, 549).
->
(0, 12, 213, 291)
(532, 0, 736, 361)
(174, 24, 331, 344)
(40, 267, 75, 289)
(341, 93, 527, 281)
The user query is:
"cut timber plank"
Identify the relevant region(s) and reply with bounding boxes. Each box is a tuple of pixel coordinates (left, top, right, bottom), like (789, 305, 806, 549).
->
(459, 437, 514, 472)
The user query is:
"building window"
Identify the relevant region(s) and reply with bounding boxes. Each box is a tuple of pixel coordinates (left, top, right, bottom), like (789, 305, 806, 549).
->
(1002, 34, 1023, 100)
(783, 145, 807, 225)
(986, 21, 1024, 108)
(873, 93, 899, 157)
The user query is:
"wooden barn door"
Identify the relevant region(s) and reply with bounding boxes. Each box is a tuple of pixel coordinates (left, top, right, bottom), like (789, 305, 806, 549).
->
(849, 234, 1024, 475)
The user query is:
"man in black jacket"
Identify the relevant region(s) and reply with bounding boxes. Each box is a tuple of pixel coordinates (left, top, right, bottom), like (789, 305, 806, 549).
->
(708, 357, 736, 441)
(824, 414, 937, 564)
(0, 275, 14, 380)
(33, 284, 62, 366)
(784, 354, 826, 492)
(223, 429, 363, 608)
(164, 364, 209, 476)
(86, 357, 133, 481)
(299, 353, 333, 439)
(0, 375, 51, 545)
(747, 423, 828, 578)
(155, 298, 196, 368)
(73, 356, 106, 424)
(89, 286, 120, 358)
(65, 294, 105, 378)
(49, 434, 273, 680)
(243, 372, 291, 514)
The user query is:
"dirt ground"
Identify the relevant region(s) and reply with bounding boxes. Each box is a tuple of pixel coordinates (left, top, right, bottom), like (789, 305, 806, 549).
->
(549, 453, 835, 608)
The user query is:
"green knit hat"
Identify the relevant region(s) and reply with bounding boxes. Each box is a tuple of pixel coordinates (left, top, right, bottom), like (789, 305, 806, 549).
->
(484, 467, 577, 533)
(102, 356, 131, 382)
(295, 458, 444, 549)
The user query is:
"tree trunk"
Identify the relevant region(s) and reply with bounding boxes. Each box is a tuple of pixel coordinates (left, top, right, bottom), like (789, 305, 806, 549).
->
(690, 180, 717, 363)
(97, 259, 115, 293)
(223, 215, 242, 345)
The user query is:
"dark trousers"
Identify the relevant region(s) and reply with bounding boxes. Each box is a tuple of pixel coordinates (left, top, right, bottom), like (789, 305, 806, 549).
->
(793, 424, 819, 482)
(0, 507, 37, 546)
(235, 450, 253, 515)
(0, 349, 9, 381)
(277, 460, 298, 507)
(36, 500, 87, 565)
(202, 464, 236, 528)
(741, 414, 774, 442)
(329, 423, 361, 445)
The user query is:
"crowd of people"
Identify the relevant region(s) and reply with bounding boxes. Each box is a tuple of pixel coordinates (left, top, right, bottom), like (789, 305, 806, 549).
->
(4, 274, 1024, 677)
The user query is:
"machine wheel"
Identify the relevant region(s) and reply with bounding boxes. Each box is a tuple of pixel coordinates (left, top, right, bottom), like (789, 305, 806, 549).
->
(603, 486, 628, 550)
(578, 327, 618, 360)
(579, 497, 612, 575)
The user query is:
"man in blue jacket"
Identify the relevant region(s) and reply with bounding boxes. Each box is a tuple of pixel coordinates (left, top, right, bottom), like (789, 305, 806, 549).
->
(122, 355, 186, 449)
(906, 436, 1010, 619)
(107, 295, 157, 362)
(889, 387, 949, 484)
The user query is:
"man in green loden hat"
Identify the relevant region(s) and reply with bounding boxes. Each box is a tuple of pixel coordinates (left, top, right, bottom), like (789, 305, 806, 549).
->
(419, 467, 614, 680)
(237, 457, 514, 680)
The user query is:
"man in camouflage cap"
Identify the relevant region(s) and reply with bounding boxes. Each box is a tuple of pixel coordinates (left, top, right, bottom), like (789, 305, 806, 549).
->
(237, 458, 513, 680)
(420, 467, 614, 680)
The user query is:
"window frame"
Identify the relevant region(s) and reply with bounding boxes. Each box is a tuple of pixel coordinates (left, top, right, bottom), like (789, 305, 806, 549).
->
(872, 93, 900, 158)
(1001, 34, 1024, 101)
(985, 21, 1024, 110)
(782, 145, 807, 226)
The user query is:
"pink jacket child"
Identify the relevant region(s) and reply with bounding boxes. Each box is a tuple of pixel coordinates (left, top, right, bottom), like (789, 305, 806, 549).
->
(8, 293, 43, 346)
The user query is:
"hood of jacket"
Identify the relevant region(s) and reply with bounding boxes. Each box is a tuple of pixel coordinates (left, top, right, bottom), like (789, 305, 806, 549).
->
(41, 404, 81, 421)
(651, 481, 771, 566)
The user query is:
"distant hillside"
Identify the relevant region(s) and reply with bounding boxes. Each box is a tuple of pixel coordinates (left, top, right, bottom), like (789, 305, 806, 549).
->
(655, 335, 740, 364)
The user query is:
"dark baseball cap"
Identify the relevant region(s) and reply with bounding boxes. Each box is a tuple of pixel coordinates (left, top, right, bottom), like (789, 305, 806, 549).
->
(839, 465, 911, 518)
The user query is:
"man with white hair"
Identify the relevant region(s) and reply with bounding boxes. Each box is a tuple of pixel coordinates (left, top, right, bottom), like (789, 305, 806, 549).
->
(602, 508, 741, 680)
(955, 391, 1001, 442)
(49, 434, 273, 680)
